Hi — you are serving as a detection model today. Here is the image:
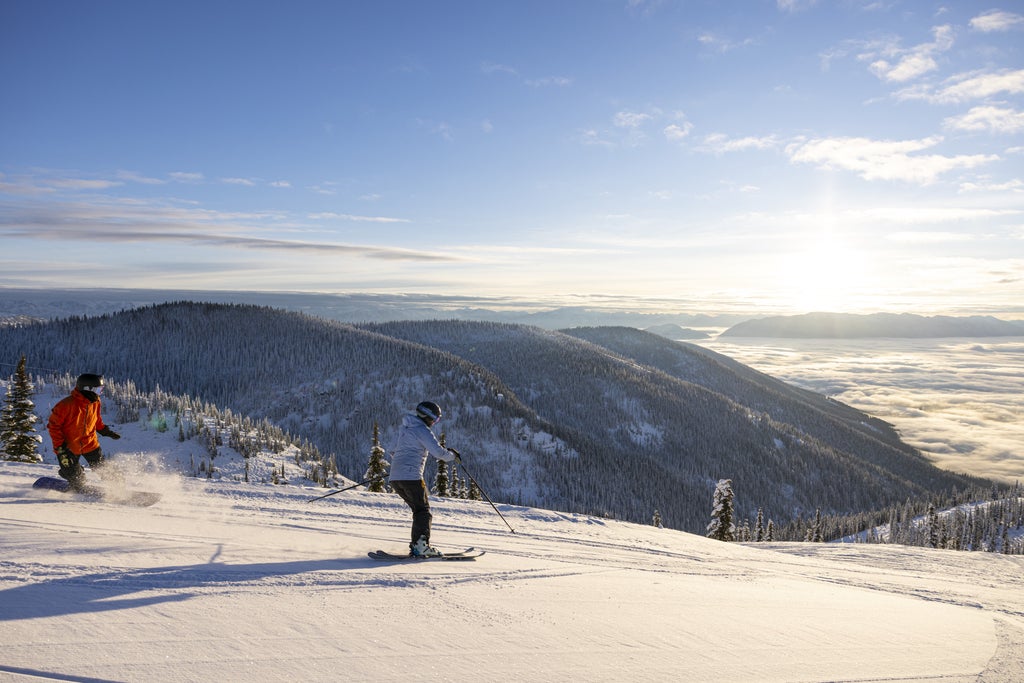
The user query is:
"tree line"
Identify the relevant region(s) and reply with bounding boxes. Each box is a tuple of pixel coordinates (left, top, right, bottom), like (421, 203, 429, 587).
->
(704, 477, 1024, 554)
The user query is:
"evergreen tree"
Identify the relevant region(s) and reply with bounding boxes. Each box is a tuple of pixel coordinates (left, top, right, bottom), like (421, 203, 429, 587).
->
(806, 508, 824, 542)
(1, 355, 42, 463)
(706, 479, 735, 542)
(653, 509, 664, 528)
(927, 503, 939, 548)
(434, 460, 450, 497)
(755, 508, 765, 542)
(433, 432, 450, 496)
(364, 422, 389, 493)
(450, 460, 465, 498)
(467, 478, 482, 501)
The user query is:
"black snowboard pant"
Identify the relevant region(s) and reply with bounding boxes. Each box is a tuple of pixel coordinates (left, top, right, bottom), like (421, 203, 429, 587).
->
(391, 479, 432, 549)
(58, 447, 105, 491)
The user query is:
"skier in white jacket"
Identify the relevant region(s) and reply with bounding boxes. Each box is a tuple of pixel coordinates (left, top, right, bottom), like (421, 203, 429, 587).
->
(388, 401, 459, 557)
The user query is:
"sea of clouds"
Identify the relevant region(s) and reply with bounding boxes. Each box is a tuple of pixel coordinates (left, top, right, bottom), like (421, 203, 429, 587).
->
(697, 338, 1024, 483)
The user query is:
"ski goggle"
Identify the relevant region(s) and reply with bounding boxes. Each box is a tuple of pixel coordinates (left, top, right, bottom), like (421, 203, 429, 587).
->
(83, 386, 103, 395)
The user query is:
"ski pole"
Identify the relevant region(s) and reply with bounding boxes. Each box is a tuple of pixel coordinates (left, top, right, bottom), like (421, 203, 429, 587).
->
(307, 478, 372, 503)
(457, 457, 516, 534)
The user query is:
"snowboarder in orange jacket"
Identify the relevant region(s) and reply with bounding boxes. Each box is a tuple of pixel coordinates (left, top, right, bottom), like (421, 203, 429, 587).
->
(47, 374, 120, 490)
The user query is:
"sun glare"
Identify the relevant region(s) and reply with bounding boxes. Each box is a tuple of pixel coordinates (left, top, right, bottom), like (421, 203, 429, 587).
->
(780, 233, 870, 313)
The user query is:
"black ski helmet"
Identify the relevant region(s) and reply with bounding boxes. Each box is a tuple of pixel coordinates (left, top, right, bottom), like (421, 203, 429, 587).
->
(415, 400, 442, 424)
(76, 373, 104, 392)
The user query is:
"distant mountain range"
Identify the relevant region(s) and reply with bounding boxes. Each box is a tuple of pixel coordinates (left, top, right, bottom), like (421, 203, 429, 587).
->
(721, 312, 1024, 338)
(0, 287, 745, 330)
(4, 288, 1022, 339)
(643, 323, 710, 340)
(0, 303, 992, 532)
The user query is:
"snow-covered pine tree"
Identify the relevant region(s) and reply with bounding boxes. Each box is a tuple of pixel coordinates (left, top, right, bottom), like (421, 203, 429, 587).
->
(806, 508, 824, 542)
(450, 460, 465, 498)
(653, 509, 664, 528)
(706, 479, 735, 542)
(434, 460, 450, 497)
(1, 355, 42, 463)
(927, 503, 939, 548)
(467, 478, 481, 501)
(755, 508, 765, 542)
(433, 432, 450, 497)
(364, 422, 389, 493)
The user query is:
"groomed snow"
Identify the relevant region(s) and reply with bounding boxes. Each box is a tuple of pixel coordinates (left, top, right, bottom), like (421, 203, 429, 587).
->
(2, 459, 1023, 682)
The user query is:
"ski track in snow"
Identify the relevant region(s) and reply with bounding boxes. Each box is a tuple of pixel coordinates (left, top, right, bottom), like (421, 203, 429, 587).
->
(2, 461, 1024, 682)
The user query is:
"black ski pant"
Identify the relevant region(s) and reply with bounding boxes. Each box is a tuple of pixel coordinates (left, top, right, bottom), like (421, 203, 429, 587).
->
(58, 447, 105, 491)
(391, 479, 432, 549)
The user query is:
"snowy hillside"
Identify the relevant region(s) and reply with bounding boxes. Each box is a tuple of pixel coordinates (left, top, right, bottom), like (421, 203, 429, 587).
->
(0, 303, 992, 534)
(3, 403, 1024, 682)
(3, 456, 1023, 682)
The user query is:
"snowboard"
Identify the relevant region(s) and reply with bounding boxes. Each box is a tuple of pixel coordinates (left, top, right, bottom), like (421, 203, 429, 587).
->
(32, 476, 161, 507)
(368, 547, 484, 561)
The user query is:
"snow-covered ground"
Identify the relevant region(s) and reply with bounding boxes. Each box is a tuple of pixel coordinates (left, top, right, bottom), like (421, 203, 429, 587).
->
(2, 457, 1023, 682)
(3, 384, 1023, 681)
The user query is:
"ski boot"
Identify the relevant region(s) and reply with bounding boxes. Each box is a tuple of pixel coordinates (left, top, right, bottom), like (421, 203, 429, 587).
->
(411, 536, 443, 558)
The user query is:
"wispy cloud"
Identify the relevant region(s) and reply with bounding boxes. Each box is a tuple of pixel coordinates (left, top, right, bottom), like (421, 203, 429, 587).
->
(786, 135, 997, 184)
(169, 171, 204, 183)
(578, 128, 615, 147)
(308, 212, 411, 224)
(699, 133, 779, 154)
(944, 105, 1024, 134)
(117, 170, 166, 185)
(525, 76, 572, 87)
(44, 178, 123, 190)
(969, 9, 1024, 32)
(0, 172, 126, 193)
(480, 61, 518, 77)
(581, 108, 694, 148)
(822, 24, 954, 83)
(481, 61, 571, 88)
(614, 111, 653, 128)
(696, 32, 756, 54)
(0, 198, 457, 262)
(958, 178, 1024, 193)
(663, 122, 693, 141)
(865, 25, 954, 83)
(897, 68, 1024, 104)
(776, 0, 817, 12)
(415, 118, 454, 141)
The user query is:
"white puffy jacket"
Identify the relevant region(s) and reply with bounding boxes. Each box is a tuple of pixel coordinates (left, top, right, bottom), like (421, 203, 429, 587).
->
(388, 413, 455, 482)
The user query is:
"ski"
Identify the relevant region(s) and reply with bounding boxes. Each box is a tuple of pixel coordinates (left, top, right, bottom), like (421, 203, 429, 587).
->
(368, 547, 484, 561)
(32, 476, 161, 507)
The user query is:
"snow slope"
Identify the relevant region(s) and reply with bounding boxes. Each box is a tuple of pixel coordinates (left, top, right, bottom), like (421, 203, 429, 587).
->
(2, 458, 1023, 683)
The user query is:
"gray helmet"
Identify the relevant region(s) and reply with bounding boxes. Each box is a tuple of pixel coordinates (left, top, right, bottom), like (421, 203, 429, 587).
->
(76, 373, 104, 392)
(415, 401, 442, 424)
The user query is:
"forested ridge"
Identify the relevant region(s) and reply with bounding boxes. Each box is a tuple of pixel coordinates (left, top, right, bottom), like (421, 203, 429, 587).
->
(0, 302, 990, 533)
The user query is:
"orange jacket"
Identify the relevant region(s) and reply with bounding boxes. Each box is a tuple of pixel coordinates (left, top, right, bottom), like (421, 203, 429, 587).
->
(47, 388, 107, 455)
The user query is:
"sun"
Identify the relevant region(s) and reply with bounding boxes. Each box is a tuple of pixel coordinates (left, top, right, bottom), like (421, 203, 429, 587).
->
(780, 233, 871, 313)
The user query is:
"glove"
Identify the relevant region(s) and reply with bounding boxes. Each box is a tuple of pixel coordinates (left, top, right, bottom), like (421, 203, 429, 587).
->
(56, 445, 74, 469)
(99, 427, 121, 440)
(448, 448, 462, 463)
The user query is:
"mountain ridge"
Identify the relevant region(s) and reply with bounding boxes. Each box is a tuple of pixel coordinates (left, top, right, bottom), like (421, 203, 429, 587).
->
(721, 311, 1024, 338)
(0, 302, 990, 532)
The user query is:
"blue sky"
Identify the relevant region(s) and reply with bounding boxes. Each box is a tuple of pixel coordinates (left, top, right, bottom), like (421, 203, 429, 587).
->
(2, 0, 1022, 316)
